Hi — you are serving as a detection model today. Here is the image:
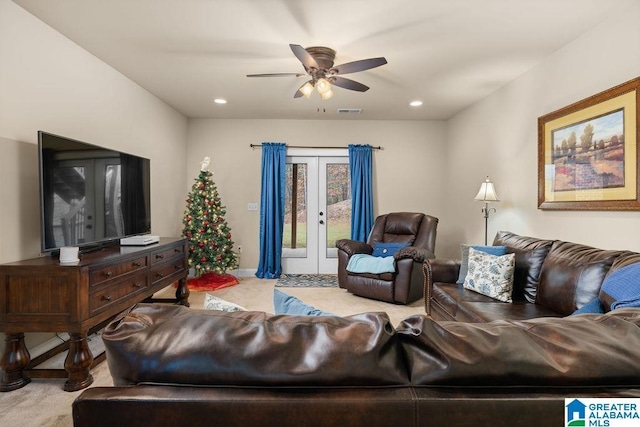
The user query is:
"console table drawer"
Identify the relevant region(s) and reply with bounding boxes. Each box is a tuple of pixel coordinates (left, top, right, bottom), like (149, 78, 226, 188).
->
(150, 245, 185, 265)
(150, 261, 185, 285)
(90, 256, 148, 286)
(89, 276, 149, 315)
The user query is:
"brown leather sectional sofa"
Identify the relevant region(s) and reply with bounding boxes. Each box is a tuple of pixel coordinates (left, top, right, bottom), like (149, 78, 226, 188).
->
(73, 284, 640, 427)
(425, 231, 640, 321)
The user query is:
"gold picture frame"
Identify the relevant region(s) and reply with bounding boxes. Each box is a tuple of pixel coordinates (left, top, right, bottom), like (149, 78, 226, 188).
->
(538, 77, 640, 210)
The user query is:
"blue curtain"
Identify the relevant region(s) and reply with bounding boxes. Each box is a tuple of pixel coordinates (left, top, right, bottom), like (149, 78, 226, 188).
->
(256, 142, 286, 279)
(349, 144, 374, 242)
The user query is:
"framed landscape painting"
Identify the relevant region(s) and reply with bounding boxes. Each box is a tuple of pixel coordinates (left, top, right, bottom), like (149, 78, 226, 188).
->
(538, 77, 640, 210)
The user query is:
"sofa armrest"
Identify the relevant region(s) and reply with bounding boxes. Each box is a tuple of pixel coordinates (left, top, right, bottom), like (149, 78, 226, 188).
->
(394, 247, 435, 263)
(335, 239, 373, 257)
(423, 258, 461, 315)
(424, 258, 461, 284)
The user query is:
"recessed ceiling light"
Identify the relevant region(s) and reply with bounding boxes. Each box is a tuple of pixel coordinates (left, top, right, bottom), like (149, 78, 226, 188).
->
(214, 98, 227, 105)
(410, 100, 423, 107)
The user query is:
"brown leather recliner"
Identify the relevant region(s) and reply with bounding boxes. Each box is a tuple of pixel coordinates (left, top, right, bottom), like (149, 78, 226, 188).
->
(336, 212, 438, 304)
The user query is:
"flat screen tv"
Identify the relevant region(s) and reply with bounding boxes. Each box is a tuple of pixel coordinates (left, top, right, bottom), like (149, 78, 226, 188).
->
(38, 131, 151, 254)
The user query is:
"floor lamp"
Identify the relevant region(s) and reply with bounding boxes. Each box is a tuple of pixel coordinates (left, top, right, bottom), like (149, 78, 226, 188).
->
(474, 176, 500, 245)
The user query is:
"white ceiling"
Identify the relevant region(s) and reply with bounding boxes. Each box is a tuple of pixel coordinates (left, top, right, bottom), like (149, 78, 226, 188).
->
(11, 0, 637, 120)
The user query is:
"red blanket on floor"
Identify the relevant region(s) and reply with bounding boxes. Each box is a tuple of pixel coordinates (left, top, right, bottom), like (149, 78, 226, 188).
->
(178, 273, 239, 292)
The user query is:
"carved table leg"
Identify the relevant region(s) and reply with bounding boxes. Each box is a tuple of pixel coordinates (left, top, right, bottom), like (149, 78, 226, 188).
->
(63, 332, 94, 392)
(175, 277, 190, 307)
(1, 333, 31, 392)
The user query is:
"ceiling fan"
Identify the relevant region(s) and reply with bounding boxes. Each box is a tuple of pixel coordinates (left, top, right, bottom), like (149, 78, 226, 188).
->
(246, 44, 387, 99)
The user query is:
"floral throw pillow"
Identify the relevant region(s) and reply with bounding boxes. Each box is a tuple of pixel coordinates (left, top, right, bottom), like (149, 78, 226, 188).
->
(463, 247, 515, 303)
(203, 293, 247, 312)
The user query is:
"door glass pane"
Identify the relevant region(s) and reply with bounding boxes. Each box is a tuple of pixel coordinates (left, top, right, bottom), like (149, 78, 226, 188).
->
(325, 163, 351, 258)
(104, 164, 124, 238)
(52, 166, 87, 246)
(283, 162, 307, 258)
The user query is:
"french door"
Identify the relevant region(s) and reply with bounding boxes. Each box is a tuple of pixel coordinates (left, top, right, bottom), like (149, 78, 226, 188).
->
(281, 156, 351, 274)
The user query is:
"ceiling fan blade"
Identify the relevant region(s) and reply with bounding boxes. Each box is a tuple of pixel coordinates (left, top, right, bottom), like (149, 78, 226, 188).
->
(247, 72, 306, 77)
(290, 44, 319, 70)
(329, 57, 387, 75)
(330, 76, 369, 92)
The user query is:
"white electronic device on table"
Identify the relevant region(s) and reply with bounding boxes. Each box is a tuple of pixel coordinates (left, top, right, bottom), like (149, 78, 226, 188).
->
(120, 235, 160, 246)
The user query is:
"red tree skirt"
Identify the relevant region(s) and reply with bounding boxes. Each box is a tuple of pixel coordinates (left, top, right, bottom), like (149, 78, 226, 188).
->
(180, 273, 239, 292)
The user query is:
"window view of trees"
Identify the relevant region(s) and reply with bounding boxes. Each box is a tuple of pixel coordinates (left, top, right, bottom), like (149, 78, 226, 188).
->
(283, 162, 351, 251)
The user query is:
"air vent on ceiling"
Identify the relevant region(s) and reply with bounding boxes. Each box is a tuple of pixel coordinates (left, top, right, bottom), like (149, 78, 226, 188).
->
(337, 108, 362, 114)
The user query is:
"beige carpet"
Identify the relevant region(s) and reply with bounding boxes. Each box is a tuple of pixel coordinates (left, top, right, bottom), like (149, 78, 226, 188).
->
(0, 277, 425, 426)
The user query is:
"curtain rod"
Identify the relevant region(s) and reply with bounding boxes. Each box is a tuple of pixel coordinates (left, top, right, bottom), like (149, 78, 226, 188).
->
(249, 144, 381, 150)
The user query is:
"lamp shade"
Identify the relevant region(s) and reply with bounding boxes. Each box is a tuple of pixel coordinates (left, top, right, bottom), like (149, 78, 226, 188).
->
(316, 78, 332, 94)
(300, 81, 314, 98)
(474, 177, 500, 202)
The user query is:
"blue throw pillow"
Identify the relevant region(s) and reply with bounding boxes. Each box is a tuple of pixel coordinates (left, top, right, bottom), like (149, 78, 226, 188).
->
(372, 242, 409, 257)
(571, 297, 604, 315)
(273, 289, 336, 316)
(456, 245, 508, 285)
(600, 262, 640, 310)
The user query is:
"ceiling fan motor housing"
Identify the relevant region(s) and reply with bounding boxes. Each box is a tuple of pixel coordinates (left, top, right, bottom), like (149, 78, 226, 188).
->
(305, 46, 336, 71)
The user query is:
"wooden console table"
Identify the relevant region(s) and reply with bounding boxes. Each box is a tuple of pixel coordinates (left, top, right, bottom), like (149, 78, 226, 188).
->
(0, 237, 189, 392)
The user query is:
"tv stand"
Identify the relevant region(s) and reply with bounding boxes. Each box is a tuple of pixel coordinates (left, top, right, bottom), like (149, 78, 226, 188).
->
(0, 237, 189, 392)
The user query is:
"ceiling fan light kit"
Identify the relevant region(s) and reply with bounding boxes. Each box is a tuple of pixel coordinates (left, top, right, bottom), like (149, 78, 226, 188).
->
(247, 44, 387, 100)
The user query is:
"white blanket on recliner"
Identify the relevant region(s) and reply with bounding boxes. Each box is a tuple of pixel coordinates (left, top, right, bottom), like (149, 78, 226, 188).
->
(346, 254, 396, 274)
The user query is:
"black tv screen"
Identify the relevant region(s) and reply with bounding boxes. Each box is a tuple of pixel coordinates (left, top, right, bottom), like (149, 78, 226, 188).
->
(38, 131, 151, 253)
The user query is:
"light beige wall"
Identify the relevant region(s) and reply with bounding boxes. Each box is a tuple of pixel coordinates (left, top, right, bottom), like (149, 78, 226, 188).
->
(443, 1, 640, 259)
(0, 0, 187, 352)
(187, 119, 447, 270)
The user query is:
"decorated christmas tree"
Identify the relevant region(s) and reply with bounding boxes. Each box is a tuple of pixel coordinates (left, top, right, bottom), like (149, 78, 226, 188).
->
(182, 157, 238, 277)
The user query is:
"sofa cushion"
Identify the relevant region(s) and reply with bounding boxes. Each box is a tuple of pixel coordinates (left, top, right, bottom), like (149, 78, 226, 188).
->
(273, 289, 335, 316)
(103, 303, 408, 387)
(536, 241, 620, 316)
(456, 245, 507, 285)
(492, 231, 554, 303)
(463, 248, 515, 303)
(398, 308, 640, 387)
(430, 283, 561, 322)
